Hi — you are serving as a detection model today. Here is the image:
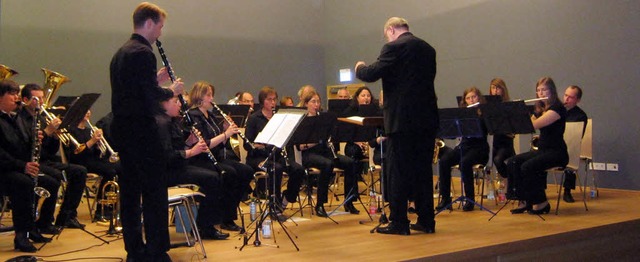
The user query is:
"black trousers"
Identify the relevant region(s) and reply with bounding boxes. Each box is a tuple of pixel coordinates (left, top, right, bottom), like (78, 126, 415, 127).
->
(191, 158, 252, 223)
(506, 149, 569, 205)
(247, 155, 304, 204)
(302, 146, 358, 205)
(40, 161, 87, 222)
(168, 165, 223, 228)
(438, 145, 489, 199)
(112, 116, 169, 258)
(493, 145, 515, 178)
(387, 131, 435, 226)
(0, 171, 59, 232)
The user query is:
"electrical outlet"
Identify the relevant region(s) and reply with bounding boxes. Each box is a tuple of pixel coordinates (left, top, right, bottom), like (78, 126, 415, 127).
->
(592, 162, 606, 171)
(607, 163, 619, 171)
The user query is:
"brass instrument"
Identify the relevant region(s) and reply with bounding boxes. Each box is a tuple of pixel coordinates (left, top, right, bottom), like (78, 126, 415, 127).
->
(98, 180, 122, 234)
(41, 107, 86, 154)
(0, 64, 19, 80)
(433, 138, 445, 164)
(41, 68, 71, 107)
(85, 119, 119, 163)
(530, 135, 540, 151)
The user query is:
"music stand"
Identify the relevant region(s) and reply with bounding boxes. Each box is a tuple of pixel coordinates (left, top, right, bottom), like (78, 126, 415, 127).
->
(288, 112, 340, 224)
(480, 101, 545, 221)
(57, 93, 101, 130)
(214, 104, 251, 127)
(49, 96, 80, 116)
(327, 99, 350, 116)
(239, 108, 305, 251)
(435, 108, 496, 216)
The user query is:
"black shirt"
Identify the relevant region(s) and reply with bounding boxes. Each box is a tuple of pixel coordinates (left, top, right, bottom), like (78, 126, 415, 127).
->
(566, 105, 588, 136)
(538, 102, 567, 151)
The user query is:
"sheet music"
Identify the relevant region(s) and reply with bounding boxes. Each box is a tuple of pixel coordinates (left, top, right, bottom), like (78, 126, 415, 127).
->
(346, 116, 365, 123)
(255, 113, 305, 148)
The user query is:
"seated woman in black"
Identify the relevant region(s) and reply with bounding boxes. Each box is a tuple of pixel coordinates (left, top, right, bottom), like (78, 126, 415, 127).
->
(159, 96, 229, 240)
(507, 77, 568, 215)
(342, 87, 380, 176)
(298, 90, 360, 217)
(437, 87, 490, 212)
(488, 78, 515, 179)
(67, 110, 121, 220)
(187, 81, 254, 232)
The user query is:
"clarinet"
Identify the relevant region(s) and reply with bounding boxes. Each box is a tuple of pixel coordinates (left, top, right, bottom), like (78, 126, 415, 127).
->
(155, 40, 193, 125)
(156, 40, 225, 174)
(28, 99, 51, 224)
(211, 102, 255, 150)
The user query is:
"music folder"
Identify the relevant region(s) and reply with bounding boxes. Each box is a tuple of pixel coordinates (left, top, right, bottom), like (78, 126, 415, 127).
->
(254, 108, 307, 148)
(58, 93, 101, 130)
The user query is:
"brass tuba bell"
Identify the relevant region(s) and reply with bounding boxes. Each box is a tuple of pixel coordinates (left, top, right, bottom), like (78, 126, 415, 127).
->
(41, 68, 71, 107)
(0, 64, 19, 81)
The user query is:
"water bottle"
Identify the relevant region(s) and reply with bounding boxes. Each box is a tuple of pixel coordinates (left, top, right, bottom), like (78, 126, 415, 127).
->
(369, 191, 377, 215)
(497, 180, 506, 204)
(249, 199, 257, 222)
(262, 218, 272, 238)
(590, 186, 598, 198)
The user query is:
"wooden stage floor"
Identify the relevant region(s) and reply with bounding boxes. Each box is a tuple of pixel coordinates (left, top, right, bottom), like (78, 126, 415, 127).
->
(2, 181, 640, 261)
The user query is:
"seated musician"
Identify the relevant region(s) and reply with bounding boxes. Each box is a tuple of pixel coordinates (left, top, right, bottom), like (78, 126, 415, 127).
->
(0, 80, 58, 252)
(488, 78, 515, 180)
(187, 81, 254, 232)
(506, 77, 568, 215)
(562, 85, 588, 203)
(244, 86, 305, 219)
(67, 110, 121, 220)
(159, 96, 229, 240)
(19, 84, 87, 230)
(342, 87, 380, 168)
(436, 87, 490, 212)
(298, 90, 360, 217)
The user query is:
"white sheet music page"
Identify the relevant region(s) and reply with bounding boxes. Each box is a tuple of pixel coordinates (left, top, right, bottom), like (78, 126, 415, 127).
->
(255, 113, 304, 148)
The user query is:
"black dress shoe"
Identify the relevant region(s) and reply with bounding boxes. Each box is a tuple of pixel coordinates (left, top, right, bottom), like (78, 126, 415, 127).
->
(376, 222, 410, 235)
(14, 233, 37, 253)
(220, 221, 242, 232)
(200, 227, 229, 240)
(462, 202, 474, 212)
(410, 222, 436, 234)
(435, 198, 452, 211)
(29, 230, 52, 243)
(64, 217, 86, 229)
(315, 205, 328, 217)
(563, 191, 575, 203)
(510, 202, 531, 214)
(38, 224, 61, 235)
(344, 202, 360, 214)
(529, 203, 551, 215)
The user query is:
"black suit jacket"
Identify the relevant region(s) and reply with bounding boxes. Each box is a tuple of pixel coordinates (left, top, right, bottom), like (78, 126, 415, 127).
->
(356, 32, 438, 135)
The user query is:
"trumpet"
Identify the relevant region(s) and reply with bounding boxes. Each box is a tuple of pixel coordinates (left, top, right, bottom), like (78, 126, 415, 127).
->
(98, 179, 122, 235)
(85, 119, 119, 163)
(433, 138, 445, 164)
(40, 107, 86, 154)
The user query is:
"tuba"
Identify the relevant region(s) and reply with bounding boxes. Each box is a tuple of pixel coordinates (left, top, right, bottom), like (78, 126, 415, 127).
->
(41, 68, 71, 107)
(0, 64, 19, 81)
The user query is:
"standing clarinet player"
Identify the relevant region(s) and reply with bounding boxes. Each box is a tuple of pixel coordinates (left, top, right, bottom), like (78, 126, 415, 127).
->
(110, 2, 183, 261)
(355, 17, 438, 235)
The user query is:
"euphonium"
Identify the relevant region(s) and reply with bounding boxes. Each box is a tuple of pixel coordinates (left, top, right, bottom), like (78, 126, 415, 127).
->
(41, 68, 71, 107)
(433, 138, 445, 164)
(98, 179, 122, 234)
(85, 119, 119, 163)
(0, 64, 19, 81)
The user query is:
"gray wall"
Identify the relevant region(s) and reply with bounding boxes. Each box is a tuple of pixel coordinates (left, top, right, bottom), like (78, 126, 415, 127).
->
(324, 0, 640, 190)
(2, 0, 638, 190)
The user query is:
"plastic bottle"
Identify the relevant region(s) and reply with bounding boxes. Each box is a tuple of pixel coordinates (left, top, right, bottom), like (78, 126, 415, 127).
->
(262, 217, 272, 239)
(369, 191, 377, 215)
(497, 180, 506, 204)
(249, 199, 257, 222)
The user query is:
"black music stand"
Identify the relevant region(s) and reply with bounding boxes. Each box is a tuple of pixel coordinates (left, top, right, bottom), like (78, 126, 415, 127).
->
(288, 112, 340, 224)
(49, 96, 80, 116)
(327, 99, 350, 116)
(57, 93, 101, 131)
(480, 101, 546, 221)
(239, 108, 306, 251)
(214, 104, 251, 127)
(435, 108, 496, 216)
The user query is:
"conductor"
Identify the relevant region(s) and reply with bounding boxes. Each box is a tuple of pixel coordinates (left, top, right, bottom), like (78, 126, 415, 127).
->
(355, 17, 438, 235)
